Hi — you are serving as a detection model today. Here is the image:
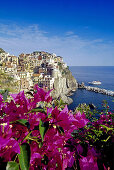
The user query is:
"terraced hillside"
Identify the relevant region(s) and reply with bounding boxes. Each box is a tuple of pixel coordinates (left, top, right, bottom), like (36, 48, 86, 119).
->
(0, 70, 19, 92)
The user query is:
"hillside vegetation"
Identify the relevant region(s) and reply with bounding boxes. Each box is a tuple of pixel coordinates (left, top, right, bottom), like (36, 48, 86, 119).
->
(0, 70, 19, 92)
(0, 48, 5, 53)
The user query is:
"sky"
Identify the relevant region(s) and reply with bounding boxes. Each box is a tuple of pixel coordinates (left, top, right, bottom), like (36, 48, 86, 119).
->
(0, 0, 114, 66)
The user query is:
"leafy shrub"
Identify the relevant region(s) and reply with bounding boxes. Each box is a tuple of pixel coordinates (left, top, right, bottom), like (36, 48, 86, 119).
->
(0, 85, 113, 169)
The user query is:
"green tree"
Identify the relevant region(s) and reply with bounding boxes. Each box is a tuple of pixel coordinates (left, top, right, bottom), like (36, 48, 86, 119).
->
(0, 48, 5, 53)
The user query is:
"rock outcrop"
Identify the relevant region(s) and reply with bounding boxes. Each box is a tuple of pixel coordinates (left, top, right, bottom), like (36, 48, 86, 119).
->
(52, 67, 78, 104)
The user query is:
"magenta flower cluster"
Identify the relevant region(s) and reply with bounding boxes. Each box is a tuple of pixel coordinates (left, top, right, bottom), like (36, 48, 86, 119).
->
(0, 85, 113, 169)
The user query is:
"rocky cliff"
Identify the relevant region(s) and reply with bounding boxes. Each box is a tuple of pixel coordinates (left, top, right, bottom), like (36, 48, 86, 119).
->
(52, 66, 78, 104)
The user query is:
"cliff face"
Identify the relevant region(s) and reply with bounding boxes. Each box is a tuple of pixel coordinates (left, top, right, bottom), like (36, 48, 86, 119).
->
(52, 67, 78, 104)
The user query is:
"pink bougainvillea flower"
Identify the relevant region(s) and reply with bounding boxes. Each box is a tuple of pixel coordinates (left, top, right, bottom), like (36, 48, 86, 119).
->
(2, 100, 19, 122)
(51, 106, 60, 118)
(55, 105, 71, 130)
(67, 154, 75, 168)
(0, 94, 4, 110)
(30, 141, 44, 169)
(10, 90, 26, 105)
(77, 144, 84, 155)
(11, 123, 29, 143)
(0, 84, 111, 169)
(0, 137, 20, 162)
(0, 94, 3, 101)
(28, 112, 40, 130)
(30, 153, 42, 169)
(0, 123, 12, 138)
(49, 153, 63, 170)
(34, 84, 52, 103)
(43, 125, 75, 169)
(87, 147, 98, 158)
(73, 112, 88, 128)
(10, 90, 33, 114)
(0, 124, 20, 161)
(79, 147, 98, 170)
(46, 107, 53, 116)
(44, 127, 58, 146)
(1, 99, 29, 123)
(0, 94, 3, 103)
(61, 148, 75, 170)
(79, 155, 98, 170)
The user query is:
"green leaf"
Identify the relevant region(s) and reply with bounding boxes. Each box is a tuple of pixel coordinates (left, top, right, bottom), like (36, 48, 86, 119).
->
(101, 136, 111, 142)
(59, 98, 66, 108)
(6, 161, 19, 170)
(57, 126, 64, 134)
(31, 107, 44, 113)
(39, 120, 49, 142)
(39, 142, 43, 148)
(18, 143, 30, 170)
(59, 98, 63, 106)
(16, 119, 28, 126)
(100, 125, 113, 132)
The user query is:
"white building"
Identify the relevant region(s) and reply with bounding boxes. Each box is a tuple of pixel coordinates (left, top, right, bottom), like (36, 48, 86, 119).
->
(44, 75, 54, 89)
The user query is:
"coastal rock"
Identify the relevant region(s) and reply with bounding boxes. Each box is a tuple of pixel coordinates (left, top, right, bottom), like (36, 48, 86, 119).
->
(78, 82, 85, 88)
(52, 67, 78, 104)
(60, 94, 73, 104)
(89, 103, 96, 109)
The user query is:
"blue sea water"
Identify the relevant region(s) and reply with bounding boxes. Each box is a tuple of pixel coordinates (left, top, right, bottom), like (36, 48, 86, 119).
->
(68, 66, 114, 111)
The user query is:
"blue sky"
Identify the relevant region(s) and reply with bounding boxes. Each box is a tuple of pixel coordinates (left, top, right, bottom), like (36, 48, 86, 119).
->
(0, 0, 114, 66)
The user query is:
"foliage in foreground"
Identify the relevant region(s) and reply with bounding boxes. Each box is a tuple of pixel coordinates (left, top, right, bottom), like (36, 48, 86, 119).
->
(0, 85, 113, 170)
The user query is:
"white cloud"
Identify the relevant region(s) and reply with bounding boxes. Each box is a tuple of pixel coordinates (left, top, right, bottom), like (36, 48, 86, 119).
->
(0, 24, 114, 66)
(65, 31, 75, 36)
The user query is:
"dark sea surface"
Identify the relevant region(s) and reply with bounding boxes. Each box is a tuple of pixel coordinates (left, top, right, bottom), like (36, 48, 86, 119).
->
(68, 66, 114, 111)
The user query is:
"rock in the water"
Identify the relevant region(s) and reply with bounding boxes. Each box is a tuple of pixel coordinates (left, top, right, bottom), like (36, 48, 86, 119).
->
(60, 94, 73, 104)
(89, 103, 96, 109)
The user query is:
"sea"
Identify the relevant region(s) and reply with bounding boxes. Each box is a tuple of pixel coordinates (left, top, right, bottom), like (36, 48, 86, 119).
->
(68, 66, 114, 111)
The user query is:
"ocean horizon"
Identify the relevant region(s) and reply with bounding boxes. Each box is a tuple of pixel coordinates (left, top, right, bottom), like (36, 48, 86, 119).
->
(68, 66, 114, 111)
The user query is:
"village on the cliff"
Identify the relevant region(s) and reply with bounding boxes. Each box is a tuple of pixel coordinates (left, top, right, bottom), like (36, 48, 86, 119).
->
(0, 51, 68, 91)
